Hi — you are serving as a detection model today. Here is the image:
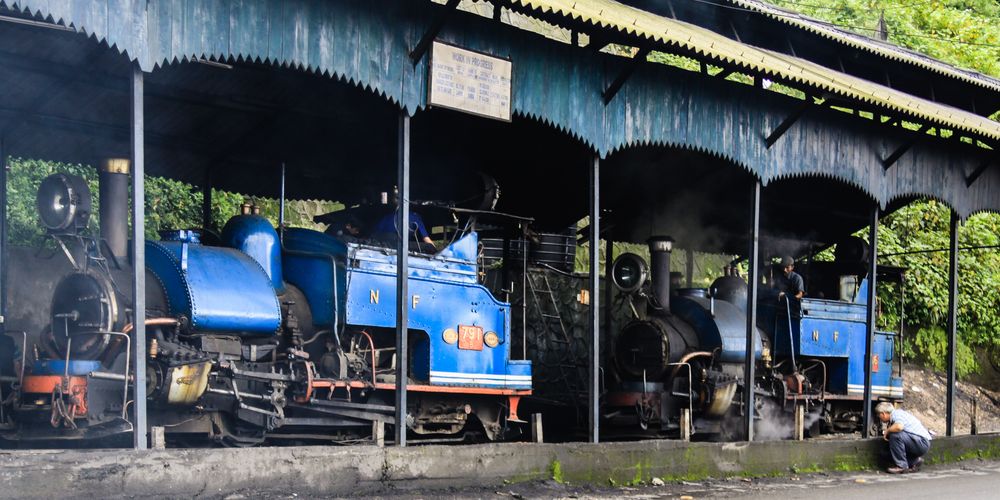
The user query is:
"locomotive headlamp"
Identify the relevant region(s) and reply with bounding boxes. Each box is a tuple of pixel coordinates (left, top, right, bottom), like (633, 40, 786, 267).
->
(36, 173, 92, 233)
(484, 331, 500, 348)
(443, 328, 459, 344)
(611, 253, 648, 293)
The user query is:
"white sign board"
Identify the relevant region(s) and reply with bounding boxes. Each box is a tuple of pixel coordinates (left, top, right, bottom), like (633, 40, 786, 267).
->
(428, 42, 512, 122)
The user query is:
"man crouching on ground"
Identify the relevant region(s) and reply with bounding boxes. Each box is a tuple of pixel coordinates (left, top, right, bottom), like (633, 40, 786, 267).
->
(876, 402, 932, 474)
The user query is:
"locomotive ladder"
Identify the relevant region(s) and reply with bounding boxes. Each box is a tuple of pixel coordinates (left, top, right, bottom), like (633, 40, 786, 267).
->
(525, 270, 587, 404)
(526, 270, 570, 343)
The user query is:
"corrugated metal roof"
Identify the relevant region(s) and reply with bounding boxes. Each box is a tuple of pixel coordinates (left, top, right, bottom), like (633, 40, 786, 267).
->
(508, 0, 1000, 142)
(726, 0, 1000, 94)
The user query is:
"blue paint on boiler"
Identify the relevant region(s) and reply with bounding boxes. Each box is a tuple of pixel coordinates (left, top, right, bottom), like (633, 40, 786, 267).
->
(281, 228, 348, 329)
(145, 238, 282, 335)
(221, 214, 285, 293)
(672, 296, 763, 363)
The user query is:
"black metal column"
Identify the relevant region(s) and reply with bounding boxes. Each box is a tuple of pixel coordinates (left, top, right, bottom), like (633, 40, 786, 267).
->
(0, 138, 6, 339)
(394, 111, 411, 447)
(130, 65, 147, 450)
(604, 236, 614, 366)
(588, 155, 600, 443)
(861, 206, 879, 438)
(742, 180, 760, 442)
(946, 210, 959, 436)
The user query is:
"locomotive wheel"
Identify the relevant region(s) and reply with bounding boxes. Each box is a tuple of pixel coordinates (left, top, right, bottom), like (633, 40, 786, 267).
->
(219, 426, 266, 448)
(214, 414, 266, 448)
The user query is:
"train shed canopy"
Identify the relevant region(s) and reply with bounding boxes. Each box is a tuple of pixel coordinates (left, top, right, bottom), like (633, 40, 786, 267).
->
(0, 0, 997, 252)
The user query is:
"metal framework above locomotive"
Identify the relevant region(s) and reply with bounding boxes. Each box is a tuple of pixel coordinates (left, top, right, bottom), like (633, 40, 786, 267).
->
(1, 161, 531, 446)
(603, 235, 903, 440)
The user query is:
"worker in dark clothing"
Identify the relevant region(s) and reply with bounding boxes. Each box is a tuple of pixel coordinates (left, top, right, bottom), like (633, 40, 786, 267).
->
(326, 215, 363, 243)
(775, 256, 804, 301)
(370, 187, 436, 251)
(775, 256, 804, 315)
(877, 402, 932, 474)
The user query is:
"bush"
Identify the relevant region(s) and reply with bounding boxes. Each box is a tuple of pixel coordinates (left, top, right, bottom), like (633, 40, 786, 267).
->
(6, 157, 338, 248)
(907, 326, 978, 378)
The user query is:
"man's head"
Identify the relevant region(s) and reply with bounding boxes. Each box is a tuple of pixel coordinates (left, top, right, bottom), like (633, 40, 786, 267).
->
(875, 402, 895, 423)
(781, 256, 795, 276)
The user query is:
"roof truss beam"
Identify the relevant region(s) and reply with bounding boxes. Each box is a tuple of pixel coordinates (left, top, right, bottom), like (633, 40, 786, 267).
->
(883, 124, 929, 171)
(966, 158, 997, 187)
(765, 98, 812, 149)
(602, 47, 651, 105)
(409, 0, 461, 64)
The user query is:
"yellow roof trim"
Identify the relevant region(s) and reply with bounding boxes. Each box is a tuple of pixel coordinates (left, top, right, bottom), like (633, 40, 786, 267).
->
(728, 0, 1000, 94)
(507, 0, 1000, 141)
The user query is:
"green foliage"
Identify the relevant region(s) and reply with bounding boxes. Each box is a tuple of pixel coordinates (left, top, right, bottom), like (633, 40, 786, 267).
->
(767, 2, 1000, 374)
(5, 157, 338, 248)
(909, 326, 978, 377)
(870, 200, 1000, 374)
(6, 158, 98, 248)
(769, 0, 1000, 78)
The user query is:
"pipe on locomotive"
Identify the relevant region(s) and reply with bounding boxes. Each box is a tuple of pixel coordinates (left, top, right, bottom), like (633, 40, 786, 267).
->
(99, 158, 130, 261)
(647, 236, 674, 314)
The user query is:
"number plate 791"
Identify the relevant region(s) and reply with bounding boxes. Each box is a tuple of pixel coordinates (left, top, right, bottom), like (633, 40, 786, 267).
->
(458, 325, 484, 351)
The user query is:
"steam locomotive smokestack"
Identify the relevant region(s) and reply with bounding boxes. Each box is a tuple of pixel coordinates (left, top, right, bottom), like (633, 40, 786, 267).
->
(99, 158, 130, 260)
(648, 236, 674, 315)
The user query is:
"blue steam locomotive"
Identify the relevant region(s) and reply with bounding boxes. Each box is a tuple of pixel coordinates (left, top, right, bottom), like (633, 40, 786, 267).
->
(604, 237, 902, 439)
(5, 171, 530, 445)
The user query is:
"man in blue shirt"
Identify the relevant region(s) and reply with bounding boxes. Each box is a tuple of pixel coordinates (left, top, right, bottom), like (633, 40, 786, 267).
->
(876, 402, 932, 474)
(372, 210, 435, 249)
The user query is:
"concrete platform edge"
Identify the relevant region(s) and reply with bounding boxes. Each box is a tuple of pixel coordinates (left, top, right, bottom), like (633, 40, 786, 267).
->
(1, 434, 998, 498)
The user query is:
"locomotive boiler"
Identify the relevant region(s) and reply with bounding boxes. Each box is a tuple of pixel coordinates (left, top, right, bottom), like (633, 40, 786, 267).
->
(4, 166, 530, 445)
(604, 237, 760, 438)
(604, 236, 902, 439)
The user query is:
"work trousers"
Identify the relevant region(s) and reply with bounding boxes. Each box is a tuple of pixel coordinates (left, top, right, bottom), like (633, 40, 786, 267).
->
(888, 431, 930, 469)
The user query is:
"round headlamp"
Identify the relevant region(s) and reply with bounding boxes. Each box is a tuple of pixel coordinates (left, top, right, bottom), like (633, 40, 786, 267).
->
(611, 253, 648, 293)
(37, 173, 91, 233)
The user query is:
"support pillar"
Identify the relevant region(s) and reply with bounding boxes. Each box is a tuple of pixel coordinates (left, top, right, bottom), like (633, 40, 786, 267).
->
(531, 413, 544, 443)
(794, 403, 805, 441)
(946, 211, 959, 436)
(130, 66, 148, 450)
(742, 180, 761, 442)
(604, 235, 614, 364)
(394, 111, 411, 447)
(0, 137, 6, 337)
(588, 155, 600, 443)
(861, 206, 879, 438)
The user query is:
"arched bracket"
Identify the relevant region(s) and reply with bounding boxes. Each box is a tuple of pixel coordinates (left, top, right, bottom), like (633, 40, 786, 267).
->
(966, 157, 997, 187)
(603, 47, 651, 105)
(765, 99, 812, 148)
(410, 0, 461, 64)
(883, 124, 929, 171)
